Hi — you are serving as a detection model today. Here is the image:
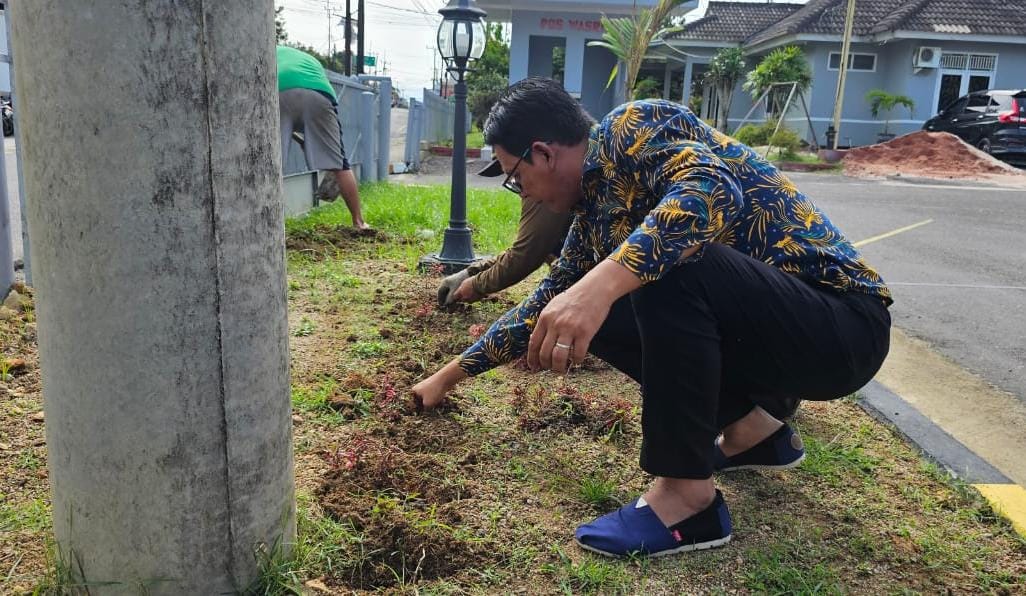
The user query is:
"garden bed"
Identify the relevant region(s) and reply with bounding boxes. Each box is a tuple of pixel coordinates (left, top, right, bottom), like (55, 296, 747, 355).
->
(2, 184, 1025, 593)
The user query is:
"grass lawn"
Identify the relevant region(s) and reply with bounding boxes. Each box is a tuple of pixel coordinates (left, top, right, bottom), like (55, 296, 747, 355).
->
(2, 182, 1025, 593)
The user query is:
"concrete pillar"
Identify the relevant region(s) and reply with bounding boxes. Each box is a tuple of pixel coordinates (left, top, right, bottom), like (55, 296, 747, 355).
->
(359, 90, 378, 182)
(682, 60, 694, 106)
(563, 37, 584, 95)
(0, 134, 14, 292)
(663, 61, 672, 100)
(9, 1, 295, 593)
(377, 79, 392, 181)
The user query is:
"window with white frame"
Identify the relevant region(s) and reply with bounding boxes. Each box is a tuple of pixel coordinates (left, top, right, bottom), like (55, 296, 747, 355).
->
(827, 52, 877, 71)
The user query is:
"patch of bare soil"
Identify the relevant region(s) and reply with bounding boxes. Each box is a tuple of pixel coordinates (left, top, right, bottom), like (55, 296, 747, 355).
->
(286, 225, 388, 257)
(843, 131, 1026, 185)
(316, 423, 494, 589)
(0, 284, 49, 592)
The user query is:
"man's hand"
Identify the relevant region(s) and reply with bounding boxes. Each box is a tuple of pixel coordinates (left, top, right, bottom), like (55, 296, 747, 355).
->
(527, 259, 642, 373)
(411, 358, 468, 410)
(450, 276, 483, 304)
(437, 269, 471, 306)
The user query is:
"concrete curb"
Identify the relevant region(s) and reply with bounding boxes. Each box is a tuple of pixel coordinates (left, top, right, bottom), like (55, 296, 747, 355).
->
(857, 380, 1026, 537)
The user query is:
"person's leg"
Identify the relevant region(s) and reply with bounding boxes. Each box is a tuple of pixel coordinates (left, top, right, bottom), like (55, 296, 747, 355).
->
(333, 168, 368, 230)
(627, 243, 889, 524)
(299, 90, 370, 229)
(587, 295, 642, 382)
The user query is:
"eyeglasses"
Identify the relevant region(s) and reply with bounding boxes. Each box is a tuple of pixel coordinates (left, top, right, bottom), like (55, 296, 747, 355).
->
(502, 146, 532, 195)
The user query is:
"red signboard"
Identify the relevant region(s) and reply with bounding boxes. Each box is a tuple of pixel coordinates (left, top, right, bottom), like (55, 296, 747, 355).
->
(540, 17, 603, 32)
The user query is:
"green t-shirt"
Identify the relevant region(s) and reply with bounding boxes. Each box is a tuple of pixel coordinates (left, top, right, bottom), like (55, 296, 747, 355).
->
(276, 45, 337, 101)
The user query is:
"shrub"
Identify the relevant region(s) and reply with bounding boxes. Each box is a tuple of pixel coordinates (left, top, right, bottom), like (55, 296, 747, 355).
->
(768, 128, 801, 159)
(732, 121, 778, 147)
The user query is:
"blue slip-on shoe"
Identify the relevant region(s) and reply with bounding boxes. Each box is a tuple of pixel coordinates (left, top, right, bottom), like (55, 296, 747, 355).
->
(713, 423, 805, 472)
(574, 490, 732, 558)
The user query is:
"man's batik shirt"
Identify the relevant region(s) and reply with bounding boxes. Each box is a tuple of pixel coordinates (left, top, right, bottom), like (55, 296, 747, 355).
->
(459, 100, 891, 376)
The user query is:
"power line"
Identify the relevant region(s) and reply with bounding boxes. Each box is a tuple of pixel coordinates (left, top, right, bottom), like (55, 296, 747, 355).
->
(366, 1, 437, 16)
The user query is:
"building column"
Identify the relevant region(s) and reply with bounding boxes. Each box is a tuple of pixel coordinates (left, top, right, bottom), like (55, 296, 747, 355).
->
(9, 1, 295, 592)
(663, 61, 673, 99)
(563, 37, 585, 96)
(681, 59, 694, 105)
(509, 28, 529, 83)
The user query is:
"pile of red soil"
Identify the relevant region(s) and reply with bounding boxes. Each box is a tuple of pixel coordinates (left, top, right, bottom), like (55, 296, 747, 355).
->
(843, 131, 1025, 183)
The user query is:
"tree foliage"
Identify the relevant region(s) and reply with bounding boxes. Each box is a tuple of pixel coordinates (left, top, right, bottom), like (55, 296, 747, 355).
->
(865, 90, 914, 134)
(742, 46, 811, 117)
(588, 0, 686, 101)
(467, 23, 511, 129)
(275, 5, 288, 43)
(703, 46, 746, 130)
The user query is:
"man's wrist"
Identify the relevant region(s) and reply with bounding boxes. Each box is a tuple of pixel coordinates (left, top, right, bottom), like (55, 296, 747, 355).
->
(578, 259, 641, 305)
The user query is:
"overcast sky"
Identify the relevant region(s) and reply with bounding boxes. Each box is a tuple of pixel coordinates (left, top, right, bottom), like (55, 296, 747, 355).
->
(276, 0, 450, 99)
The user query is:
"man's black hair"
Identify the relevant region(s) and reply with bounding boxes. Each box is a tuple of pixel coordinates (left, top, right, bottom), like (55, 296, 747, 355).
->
(482, 77, 595, 163)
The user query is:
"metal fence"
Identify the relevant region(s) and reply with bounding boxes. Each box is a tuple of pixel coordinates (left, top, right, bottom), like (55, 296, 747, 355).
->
(421, 88, 455, 146)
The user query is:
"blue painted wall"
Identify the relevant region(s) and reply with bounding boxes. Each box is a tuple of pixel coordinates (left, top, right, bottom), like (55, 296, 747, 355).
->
(715, 40, 1026, 147)
(510, 9, 626, 118)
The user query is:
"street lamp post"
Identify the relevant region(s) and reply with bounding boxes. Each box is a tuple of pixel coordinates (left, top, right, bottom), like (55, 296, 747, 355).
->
(420, 0, 487, 274)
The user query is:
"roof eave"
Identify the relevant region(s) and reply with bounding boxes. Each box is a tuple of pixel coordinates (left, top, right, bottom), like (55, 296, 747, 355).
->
(744, 33, 868, 54)
(876, 30, 1026, 44)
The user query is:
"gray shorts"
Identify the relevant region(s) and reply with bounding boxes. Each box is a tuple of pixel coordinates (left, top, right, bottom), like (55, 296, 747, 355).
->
(279, 87, 350, 171)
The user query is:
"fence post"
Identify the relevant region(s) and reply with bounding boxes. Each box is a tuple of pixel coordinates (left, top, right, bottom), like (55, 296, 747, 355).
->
(359, 90, 377, 182)
(377, 79, 391, 180)
(3, 3, 28, 285)
(0, 127, 14, 293)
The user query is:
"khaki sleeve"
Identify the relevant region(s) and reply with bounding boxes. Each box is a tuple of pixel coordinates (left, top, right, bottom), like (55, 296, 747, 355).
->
(471, 196, 572, 296)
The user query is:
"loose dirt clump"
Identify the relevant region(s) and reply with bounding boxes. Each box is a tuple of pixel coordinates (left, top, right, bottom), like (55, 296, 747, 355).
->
(286, 224, 388, 257)
(843, 131, 1026, 184)
(317, 432, 492, 588)
(511, 382, 636, 438)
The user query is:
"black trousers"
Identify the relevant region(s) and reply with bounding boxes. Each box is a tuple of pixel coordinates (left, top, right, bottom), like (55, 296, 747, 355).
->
(588, 244, 891, 479)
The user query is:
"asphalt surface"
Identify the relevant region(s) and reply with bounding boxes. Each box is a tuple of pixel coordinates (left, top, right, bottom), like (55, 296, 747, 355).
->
(790, 172, 1026, 408)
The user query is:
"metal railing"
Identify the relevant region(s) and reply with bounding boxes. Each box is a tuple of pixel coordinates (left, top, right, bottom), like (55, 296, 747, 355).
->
(421, 88, 455, 146)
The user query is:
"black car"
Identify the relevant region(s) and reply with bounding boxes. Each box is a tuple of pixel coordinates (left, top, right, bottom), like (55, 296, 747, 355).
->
(923, 89, 1026, 165)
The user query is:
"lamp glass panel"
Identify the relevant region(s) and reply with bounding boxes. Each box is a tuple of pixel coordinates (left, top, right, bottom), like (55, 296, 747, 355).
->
(470, 20, 485, 59)
(454, 21, 471, 58)
(437, 21, 455, 59)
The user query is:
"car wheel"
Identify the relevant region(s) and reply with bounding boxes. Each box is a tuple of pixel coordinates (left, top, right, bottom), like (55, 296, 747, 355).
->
(977, 138, 992, 154)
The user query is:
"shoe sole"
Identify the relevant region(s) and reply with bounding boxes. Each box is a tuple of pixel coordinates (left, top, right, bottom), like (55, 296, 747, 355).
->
(575, 534, 732, 559)
(718, 452, 805, 473)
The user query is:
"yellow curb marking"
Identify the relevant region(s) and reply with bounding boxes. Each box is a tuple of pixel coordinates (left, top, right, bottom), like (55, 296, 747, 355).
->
(973, 484, 1026, 537)
(853, 218, 934, 248)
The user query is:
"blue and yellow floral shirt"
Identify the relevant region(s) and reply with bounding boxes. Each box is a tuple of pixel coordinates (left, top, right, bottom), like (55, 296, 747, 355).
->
(459, 100, 891, 376)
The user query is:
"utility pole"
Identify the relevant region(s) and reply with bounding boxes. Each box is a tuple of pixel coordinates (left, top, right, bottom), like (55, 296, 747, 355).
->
(344, 0, 353, 76)
(357, 0, 365, 74)
(8, 1, 295, 592)
(326, 1, 333, 71)
(830, 0, 857, 149)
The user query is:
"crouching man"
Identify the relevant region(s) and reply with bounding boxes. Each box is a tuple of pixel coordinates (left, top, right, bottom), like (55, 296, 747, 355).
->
(413, 78, 891, 558)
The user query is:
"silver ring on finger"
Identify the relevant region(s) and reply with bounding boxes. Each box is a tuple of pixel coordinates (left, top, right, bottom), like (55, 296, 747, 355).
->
(554, 342, 573, 350)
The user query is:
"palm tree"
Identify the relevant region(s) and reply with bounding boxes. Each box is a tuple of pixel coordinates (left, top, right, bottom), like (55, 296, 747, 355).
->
(743, 46, 812, 119)
(865, 90, 915, 136)
(704, 47, 746, 130)
(588, 0, 686, 101)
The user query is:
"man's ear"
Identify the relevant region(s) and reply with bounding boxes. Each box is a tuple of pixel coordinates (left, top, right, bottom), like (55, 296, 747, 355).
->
(533, 141, 555, 169)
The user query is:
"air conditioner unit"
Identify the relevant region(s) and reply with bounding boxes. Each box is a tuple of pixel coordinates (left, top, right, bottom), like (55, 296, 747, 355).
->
(914, 46, 942, 68)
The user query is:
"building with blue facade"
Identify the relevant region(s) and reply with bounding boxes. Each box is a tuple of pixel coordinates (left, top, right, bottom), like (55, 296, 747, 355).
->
(477, 0, 1026, 147)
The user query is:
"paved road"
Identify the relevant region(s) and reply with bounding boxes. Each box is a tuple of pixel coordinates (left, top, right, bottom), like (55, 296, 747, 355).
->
(791, 172, 1026, 405)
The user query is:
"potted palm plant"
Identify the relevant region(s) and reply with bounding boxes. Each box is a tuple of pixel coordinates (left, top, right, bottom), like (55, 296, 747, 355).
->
(866, 90, 914, 143)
